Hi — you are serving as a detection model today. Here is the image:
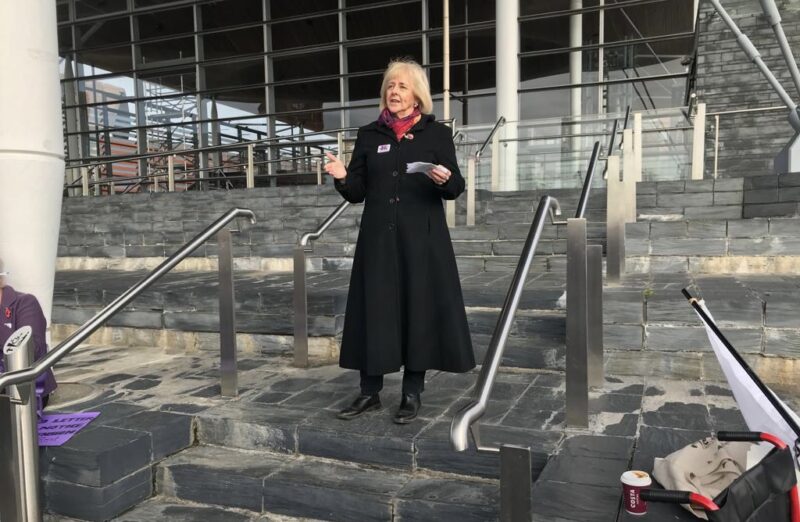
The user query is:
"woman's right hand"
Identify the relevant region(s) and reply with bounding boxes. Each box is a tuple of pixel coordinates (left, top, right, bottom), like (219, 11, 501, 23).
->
(324, 152, 347, 179)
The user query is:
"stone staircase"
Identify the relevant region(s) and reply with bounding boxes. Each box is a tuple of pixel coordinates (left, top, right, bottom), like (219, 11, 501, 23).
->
(39, 173, 800, 521)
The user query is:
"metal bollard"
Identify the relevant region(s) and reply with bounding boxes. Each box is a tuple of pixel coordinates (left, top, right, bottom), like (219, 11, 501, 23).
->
(605, 156, 625, 282)
(0, 326, 41, 522)
(218, 229, 238, 396)
(566, 218, 589, 427)
(500, 444, 532, 522)
(587, 244, 604, 388)
(293, 245, 309, 368)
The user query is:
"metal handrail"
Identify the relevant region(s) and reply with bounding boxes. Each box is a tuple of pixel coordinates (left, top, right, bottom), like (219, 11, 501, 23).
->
(293, 200, 353, 367)
(575, 141, 601, 220)
(0, 207, 256, 391)
(475, 116, 506, 163)
(450, 195, 562, 453)
(606, 119, 619, 156)
(300, 201, 351, 247)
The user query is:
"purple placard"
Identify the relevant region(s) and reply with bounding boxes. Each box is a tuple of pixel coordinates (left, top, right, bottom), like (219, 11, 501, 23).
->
(38, 412, 100, 447)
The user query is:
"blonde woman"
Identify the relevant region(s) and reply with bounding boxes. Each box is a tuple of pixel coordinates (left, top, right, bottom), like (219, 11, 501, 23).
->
(325, 59, 474, 424)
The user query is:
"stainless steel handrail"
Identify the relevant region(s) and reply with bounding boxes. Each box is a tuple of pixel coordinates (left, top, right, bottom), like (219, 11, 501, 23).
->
(293, 200, 353, 367)
(0, 207, 257, 391)
(300, 201, 351, 246)
(575, 141, 601, 220)
(450, 195, 562, 452)
(475, 116, 506, 163)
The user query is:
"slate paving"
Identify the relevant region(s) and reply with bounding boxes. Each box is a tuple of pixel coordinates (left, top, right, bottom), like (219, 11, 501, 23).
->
(38, 339, 800, 522)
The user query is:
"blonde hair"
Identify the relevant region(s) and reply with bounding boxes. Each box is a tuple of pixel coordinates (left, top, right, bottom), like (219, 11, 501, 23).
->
(379, 59, 433, 115)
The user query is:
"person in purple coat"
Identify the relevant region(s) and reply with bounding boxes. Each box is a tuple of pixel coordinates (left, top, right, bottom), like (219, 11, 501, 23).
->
(0, 271, 58, 409)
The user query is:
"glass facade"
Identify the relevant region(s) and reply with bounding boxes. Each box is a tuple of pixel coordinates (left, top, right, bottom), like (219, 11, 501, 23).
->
(56, 0, 696, 183)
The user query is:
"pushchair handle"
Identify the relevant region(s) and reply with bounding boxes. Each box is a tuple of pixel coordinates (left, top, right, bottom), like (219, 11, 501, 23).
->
(641, 489, 720, 512)
(640, 489, 691, 503)
(717, 431, 788, 449)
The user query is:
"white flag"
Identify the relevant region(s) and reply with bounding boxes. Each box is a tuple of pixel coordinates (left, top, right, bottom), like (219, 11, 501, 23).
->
(695, 300, 800, 468)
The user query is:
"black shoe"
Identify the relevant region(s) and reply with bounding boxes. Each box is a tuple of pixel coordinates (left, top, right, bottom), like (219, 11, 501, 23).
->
(393, 394, 421, 424)
(337, 393, 381, 420)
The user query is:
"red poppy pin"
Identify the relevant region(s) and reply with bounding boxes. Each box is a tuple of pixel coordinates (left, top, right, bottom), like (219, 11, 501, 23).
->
(405, 133, 414, 140)
(4, 307, 10, 319)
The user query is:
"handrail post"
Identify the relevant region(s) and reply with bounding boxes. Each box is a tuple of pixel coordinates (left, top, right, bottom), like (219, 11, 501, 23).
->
(691, 102, 706, 180)
(633, 112, 643, 182)
(587, 244, 604, 388)
(0, 327, 41, 522)
(566, 218, 589, 427)
(293, 244, 309, 368)
(168, 155, 175, 192)
(622, 129, 637, 223)
(500, 445, 532, 522)
(467, 157, 476, 226)
(81, 166, 89, 196)
(92, 167, 100, 196)
(490, 131, 500, 191)
(316, 157, 323, 186)
(606, 155, 625, 282)
(246, 144, 255, 188)
(218, 228, 238, 397)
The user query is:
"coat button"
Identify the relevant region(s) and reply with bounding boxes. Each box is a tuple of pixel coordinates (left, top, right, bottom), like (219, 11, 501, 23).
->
(392, 170, 398, 177)
(389, 197, 395, 204)
(388, 223, 395, 231)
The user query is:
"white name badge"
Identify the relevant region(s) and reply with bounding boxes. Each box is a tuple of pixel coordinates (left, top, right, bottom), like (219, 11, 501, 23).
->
(377, 144, 391, 153)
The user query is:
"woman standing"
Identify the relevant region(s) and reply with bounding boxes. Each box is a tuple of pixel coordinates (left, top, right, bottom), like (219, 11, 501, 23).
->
(324, 59, 474, 424)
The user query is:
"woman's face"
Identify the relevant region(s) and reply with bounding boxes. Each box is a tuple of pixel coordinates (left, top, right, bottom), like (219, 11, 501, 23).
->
(385, 71, 417, 118)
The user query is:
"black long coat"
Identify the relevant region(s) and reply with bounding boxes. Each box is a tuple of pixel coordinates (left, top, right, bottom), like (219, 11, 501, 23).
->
(334, 115, 475, 376)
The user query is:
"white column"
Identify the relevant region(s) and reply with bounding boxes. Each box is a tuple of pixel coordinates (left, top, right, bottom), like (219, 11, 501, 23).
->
(570, 0, 583, 154)
(496, 0, 518, 190)
(0, 0, 65, 323)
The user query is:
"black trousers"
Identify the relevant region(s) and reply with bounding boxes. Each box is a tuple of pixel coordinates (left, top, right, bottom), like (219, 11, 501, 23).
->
(360, 369, 425, 395)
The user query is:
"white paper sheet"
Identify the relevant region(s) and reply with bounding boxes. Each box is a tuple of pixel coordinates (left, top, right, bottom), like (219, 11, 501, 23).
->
(406, 161, 438, 174)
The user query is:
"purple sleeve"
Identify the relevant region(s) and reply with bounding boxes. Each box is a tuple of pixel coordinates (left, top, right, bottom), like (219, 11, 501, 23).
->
(16, 295, 49, 362)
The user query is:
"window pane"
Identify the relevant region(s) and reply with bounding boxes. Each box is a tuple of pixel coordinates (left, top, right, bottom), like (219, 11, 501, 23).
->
(274, 51, 339, 82)
(75, 0, 127, 19)
(139, 36, 194, 64)
(348, 40, 423, 74)
(203, 27, 264, 60)
(76, 17, 130, 48)
(202, 0, 262, 29)
(347, 5, 421, 40)
(271, 0, 337, 20)
(205, 60, 265, 90)
(77, 46, 134, 73)
(348, 73, 383, 102)
(275, 79, 339, 130)
(271, 15, 338, 51)
(137, 7, 194, 40)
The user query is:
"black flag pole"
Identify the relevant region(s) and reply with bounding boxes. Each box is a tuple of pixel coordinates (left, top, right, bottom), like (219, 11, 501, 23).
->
(682, 287, 800, 443)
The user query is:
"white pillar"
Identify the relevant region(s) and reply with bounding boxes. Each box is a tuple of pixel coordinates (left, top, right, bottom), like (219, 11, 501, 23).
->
(496, 0, 518, 190)
(570, 0, 583, 154)
(0, 0, 65, 324)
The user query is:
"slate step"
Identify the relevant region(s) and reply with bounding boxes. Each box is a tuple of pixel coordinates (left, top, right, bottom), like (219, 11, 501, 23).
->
(41, 402, 194, 521)
(625, 217, 800, 274)
(193, 397, 560, 481)
(156, 444, 502, 521)
(602, 273, 800, 359)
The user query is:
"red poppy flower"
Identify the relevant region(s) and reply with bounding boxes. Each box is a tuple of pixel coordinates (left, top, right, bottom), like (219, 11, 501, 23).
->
(4, 307, 10, 318)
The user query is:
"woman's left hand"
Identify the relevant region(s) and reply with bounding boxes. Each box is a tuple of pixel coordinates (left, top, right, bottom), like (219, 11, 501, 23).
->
(428, 165, 451, 185)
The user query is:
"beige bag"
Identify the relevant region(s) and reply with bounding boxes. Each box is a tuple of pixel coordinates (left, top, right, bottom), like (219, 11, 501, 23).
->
(652, 437, 750, 520)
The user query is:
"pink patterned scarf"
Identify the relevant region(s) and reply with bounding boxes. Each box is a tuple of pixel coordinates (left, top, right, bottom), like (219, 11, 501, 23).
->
(378, 107, 421, 140)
